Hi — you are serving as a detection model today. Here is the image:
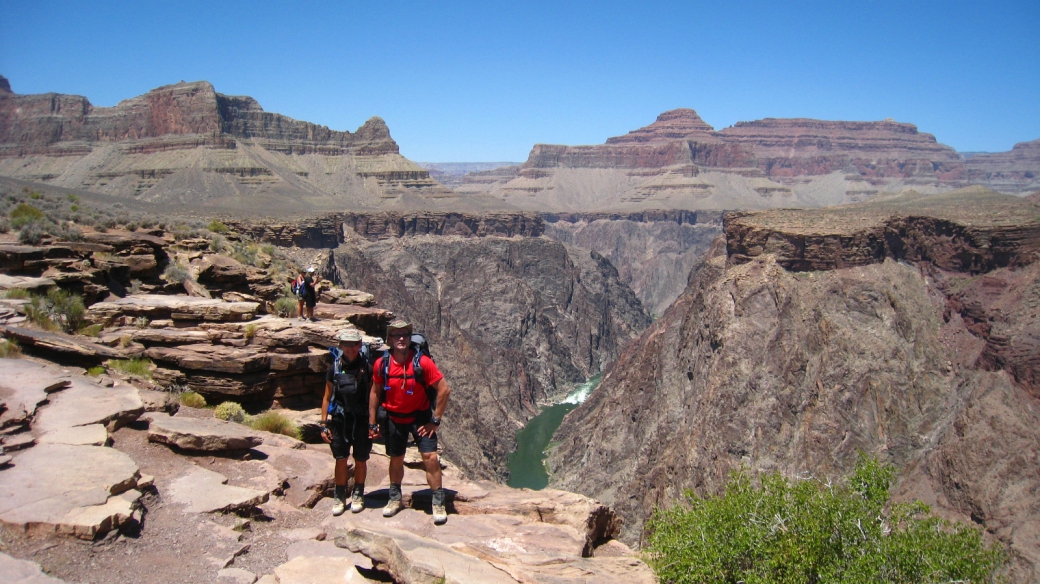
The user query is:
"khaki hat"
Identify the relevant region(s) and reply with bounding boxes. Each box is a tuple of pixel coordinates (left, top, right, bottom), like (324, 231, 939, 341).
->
(386, 319, 412, 334)
(337, 329, 363, 342)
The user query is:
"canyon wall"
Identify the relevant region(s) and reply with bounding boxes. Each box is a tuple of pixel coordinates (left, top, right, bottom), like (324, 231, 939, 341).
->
(547, 187, 1040, 580)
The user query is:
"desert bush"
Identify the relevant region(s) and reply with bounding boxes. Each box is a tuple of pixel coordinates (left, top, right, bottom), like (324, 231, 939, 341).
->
(28, 191, 42, 200)
(209, 234, 229, 253)
(2, 288, 30, 299)
(128, 279, 144, 295)
(0, 339, 21, 358)
(273, 296, 298, 318)
(214, 401, 248, 423)
(10, 203, 45, 228)
(85, 366, 105, 376)
(179, 391, 207, 408)
(67, 193, 79, 203)
(207, 220, 230, 234)
(77, 323, 103, 337)
(244, 323, 257, 340)
(18, 221, 48, 245)
(162, 262, 190, 284)
(125, 222, 139, 232)
(644, 453, 1006, 584)
(62, 224, 83, 242)
(25, 289, 86, 333)
(134, 316, 149, 328)
(108, 358, 153, 379)
(0, 218, 9, 233)
(247, 410, 301, 439)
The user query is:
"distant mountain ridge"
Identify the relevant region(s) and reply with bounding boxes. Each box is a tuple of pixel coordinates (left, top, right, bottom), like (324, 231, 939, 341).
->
(0, 75, 509, 213)
(457, 108, 1040, 211)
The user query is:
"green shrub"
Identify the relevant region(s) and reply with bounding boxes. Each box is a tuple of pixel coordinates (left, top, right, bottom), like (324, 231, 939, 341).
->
(25, 289, 85, 333)
(77, 323, 103, 337)
(0, 218, 9, 233)
(0, 339, 21, 358)
(108, 358, 153, 379)
(18, 221, 48, 245)
(244, 323, 257, 340)
(644, 454, 1005, 584)
(28, 191, 42, 200)
(85, 366, 105, 376)
(128, 279, 144, 295)
(10, 203, 45, 228)
(273, 296, 298, 318)
(247, 410, 301, 439)
(2, 288, 30, 299)
(162, 262, 190, 284)
(67, 193, 80, 203)
(214, 401, 248, 423)
(207, 220, 230, 234)
(179, 391, 207, 408)
(134, 316, 149, 328)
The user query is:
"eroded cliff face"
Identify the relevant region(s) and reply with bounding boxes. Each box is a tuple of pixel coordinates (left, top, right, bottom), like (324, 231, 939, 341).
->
(0, 76, 466, 210)
(547, 189, 1040, 580)
(543, 210, 722, 317)
(333, 234, 651, 480)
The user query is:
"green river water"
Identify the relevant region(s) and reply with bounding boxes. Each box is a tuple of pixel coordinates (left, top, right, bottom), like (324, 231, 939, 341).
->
(506, 374, 600, 490)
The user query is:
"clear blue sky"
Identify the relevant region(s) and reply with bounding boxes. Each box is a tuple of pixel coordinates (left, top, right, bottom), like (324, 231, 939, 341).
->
(2, 1, 1037, 161)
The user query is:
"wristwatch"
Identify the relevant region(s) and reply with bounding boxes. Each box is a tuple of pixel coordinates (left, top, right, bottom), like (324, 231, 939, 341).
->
(369, 424, 379, 432)
(429, 416, 441, 426)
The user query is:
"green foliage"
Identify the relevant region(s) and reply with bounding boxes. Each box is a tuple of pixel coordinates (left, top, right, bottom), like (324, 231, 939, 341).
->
(2, 288, 30, 299)
(18, 220, 48, 244)
(162, 262, 190, 284)
(179, 391, 207, 408)
(0, 339, 22, 358)
(273, 296, 298, 318)
(247, 410, 301, 439)
(85, 366, 105, 376)
(207, 220, 230, 234)
(28, 191, 42, 200)
(77, 323, 103, 337)
(134, 316, 149, 328)
(25, 289, 87, 333)
(644, 454, 1005, 584)
(10, 203, 45, 228)
(214, 401, 248, 423)
(108, 358, 153, 379)
(244, 323, 257, 340)
(66, 193, 80, 203)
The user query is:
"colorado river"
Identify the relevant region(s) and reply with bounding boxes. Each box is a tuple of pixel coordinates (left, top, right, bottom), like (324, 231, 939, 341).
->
(506, 374, 600, 490)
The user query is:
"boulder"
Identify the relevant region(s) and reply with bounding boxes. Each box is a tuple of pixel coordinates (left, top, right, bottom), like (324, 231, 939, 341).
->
(0, 273, 55, 291)
(336, 525, 517, 584)
(194, 254, 249, 287)
(166, 466, 268, 513)
(146, 414, 264, 451)
(216, 568, 257, 584)
(0, 326, 125, 362)
(182, 278, 212, 298)
(0, 444, 140, 539)
(85, 295, 258, 325)
(0, 245, 45, 271)
(33, 378, 144, 434)
(272, 556, 369, 584)
(312, 304, 393, 332)
(319, 288, 376, 306)
(0, 551, 68, 583)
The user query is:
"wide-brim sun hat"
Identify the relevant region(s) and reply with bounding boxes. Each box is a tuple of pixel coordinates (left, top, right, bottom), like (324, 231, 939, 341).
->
(387, 319, 412, 334)
(337, 329, 363, 342)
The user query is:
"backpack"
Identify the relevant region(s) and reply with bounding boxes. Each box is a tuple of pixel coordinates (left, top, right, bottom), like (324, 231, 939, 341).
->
(291, 279, 304, 299)
(380, 333, 437, 413)
(327, 345, 373, 416)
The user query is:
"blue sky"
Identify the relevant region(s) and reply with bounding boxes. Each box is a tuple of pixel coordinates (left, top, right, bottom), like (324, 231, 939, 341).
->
(2, 1, 1037, 161)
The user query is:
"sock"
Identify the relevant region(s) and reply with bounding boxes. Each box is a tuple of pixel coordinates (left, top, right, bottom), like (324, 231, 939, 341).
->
(353, 483, 365, 496)
(389, 483, 402, 501)
(334, 485, 347, 501)
(432, 487, 445, 507)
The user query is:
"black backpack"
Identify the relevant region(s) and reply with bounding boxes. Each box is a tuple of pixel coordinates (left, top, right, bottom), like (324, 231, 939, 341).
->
(328, 344, 373, 416)
(380, 333, 437, 411)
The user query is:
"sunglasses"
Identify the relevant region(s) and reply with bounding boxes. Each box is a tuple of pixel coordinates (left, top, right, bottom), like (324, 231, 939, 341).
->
(388, 332, 411, 338)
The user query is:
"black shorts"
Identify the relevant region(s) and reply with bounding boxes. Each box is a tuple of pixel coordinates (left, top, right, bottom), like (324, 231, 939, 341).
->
(304, 293, 317, 308)
(384, 410, 437, 458)
(329, 413, 372, 461)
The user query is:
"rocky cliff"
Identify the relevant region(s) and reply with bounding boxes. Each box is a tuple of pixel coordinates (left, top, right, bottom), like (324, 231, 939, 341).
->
(0, 76, 491, 211)
(457, 108, 1040, 211)
(546, 187, 1040, 580)
(333, 234, 651, 481)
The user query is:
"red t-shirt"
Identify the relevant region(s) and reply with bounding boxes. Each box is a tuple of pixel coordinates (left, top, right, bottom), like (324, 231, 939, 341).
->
(373, 351, 443, 422)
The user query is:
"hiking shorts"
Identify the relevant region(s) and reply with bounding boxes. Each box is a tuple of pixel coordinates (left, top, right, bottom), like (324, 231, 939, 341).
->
(304, 293, 317, 308)
(384, 410, 437, 458)
(328, 413, 372, 461)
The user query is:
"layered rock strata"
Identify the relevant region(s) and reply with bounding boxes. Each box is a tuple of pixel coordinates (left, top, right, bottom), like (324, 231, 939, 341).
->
(547, 187, 1040, 580)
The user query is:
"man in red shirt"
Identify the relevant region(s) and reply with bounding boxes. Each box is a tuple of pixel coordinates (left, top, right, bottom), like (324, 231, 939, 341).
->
(369, 319, 452, 525)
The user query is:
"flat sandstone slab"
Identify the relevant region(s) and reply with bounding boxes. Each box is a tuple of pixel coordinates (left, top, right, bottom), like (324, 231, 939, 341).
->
(86, 294, 258, 324)
(0, 444, 140, 539)
(33, 380, 143, 434)
(0, 359, 71, 429)
(167, 466, 269, 513)
(147, 414, 264, 451)
(38, 424, 109, 446)
(0, 551, 68, 583)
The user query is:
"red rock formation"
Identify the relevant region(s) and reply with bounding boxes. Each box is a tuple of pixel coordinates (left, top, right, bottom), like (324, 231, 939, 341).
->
(605, 108, 718, 143)
(964, 139, 1040, 193)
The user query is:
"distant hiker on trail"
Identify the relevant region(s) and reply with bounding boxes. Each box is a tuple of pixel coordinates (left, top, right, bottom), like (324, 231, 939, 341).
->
(303, 266, 320, 321)
(290, 269, 307, 320)
(369, 319, 452, 525)
(321, 329, 373, 516)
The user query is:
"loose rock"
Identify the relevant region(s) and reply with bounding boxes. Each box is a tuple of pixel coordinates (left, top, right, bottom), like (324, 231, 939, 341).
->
(146, 414, 264, 451)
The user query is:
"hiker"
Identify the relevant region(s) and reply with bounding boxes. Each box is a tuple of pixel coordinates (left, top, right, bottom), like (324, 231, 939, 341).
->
(369, 319, 451, 525)
(320, 329, 372, 516)
(291, 269, 306, 320)
(302, 266, 320, 321)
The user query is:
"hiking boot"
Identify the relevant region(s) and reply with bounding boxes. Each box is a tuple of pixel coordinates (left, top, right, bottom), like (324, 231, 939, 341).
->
(331, 498, 348, 516)
(432, 503, 447, 525)
(382, 498, 402, 518)
(350, 491, 365, 513)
